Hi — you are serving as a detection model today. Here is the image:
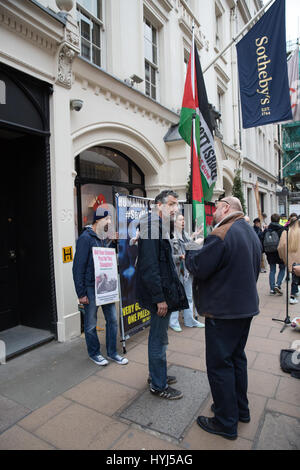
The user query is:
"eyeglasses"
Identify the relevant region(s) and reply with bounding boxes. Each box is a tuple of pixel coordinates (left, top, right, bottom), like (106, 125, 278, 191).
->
(215, 199, 230, 207)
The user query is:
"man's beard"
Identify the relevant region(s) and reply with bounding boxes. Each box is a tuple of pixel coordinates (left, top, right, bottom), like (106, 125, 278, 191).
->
(96, 223, 109, 237)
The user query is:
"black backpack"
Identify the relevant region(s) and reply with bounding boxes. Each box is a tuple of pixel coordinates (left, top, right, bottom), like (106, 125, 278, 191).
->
(263, 230, 279, 253)
(280, 349, 300, 379)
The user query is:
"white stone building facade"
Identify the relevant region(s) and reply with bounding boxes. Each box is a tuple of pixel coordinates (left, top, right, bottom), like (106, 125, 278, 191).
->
(0, 0, 280, 353)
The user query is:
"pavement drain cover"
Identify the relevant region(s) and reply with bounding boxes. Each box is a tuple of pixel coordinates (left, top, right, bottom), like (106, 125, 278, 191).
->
(119, 365, 210, 440)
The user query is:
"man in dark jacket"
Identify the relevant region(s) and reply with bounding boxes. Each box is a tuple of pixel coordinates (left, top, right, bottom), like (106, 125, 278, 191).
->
(73, 208, 128, 367)
(136, 190, 188, 400)
(261, 213, 285, 295)
(185, 197, 261, 440)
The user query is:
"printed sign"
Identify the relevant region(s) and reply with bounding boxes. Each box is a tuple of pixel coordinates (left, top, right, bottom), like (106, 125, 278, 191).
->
(93, 247, 119, 306)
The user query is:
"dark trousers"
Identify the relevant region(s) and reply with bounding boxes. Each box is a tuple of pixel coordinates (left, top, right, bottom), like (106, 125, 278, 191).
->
(205, 316, 253, 434)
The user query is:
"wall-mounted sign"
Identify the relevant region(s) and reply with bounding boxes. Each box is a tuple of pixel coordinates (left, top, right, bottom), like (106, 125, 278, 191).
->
(62, 246, 73, 263)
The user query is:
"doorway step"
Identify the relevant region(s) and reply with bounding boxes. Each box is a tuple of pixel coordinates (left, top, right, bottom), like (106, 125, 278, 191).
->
(0, 326, 55, 360)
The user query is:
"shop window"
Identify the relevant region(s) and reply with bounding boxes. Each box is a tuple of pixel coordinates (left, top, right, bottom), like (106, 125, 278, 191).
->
(75, 147, 145, 235)
(80, 148, 129, 183)
(77, 0, 103, 68)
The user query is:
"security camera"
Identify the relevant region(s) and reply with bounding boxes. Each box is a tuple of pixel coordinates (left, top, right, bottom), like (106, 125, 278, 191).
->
(70, 99, 83, 111)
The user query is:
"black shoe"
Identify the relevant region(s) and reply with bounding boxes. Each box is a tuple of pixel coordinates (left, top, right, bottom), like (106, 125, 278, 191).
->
(196, 416, 237, 440)
(211, 403, 250, 423)
(150, 385, 183, 400)
(147, 375, 177, 385)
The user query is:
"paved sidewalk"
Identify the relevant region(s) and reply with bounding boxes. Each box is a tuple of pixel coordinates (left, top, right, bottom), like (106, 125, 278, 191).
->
(0, 274, 299, 450)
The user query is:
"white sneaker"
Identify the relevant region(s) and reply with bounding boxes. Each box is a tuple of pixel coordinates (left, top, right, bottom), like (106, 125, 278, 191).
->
(289, 297, 299, 305)
(108, 354, 128, 365)
(188, 320, 205, 328)
(90, 354, 108, 366)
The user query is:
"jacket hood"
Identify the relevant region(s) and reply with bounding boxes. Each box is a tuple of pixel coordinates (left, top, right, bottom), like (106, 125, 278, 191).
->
(268, 222, 282, 231)
(82, 225, 103, 240)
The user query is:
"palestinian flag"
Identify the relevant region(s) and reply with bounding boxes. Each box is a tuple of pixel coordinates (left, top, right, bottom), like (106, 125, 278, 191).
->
(179, 40, 217, 231)
(191, 117, 206, 234)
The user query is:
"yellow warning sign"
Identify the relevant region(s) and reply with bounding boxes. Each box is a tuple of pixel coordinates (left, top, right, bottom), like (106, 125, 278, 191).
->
(62, 246, 73, 263)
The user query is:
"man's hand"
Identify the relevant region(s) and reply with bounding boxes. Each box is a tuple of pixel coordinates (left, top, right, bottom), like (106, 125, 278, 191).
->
(157, 301, 168, 317)
(293, 265, 300, 277)
(79, 296, 89, 305)
(194, 237, 204, 245)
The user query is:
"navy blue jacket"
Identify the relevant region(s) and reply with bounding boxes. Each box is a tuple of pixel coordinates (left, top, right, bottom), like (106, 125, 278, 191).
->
(135, 212, 188, 312)
(73, 226, 116, 299)
(185, 212, 262, 319)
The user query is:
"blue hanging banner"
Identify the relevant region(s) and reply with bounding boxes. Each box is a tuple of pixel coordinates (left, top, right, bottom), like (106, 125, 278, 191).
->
(236, 0, 292, 129)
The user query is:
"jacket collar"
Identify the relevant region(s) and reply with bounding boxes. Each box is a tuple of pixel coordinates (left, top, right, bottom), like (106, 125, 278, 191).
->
(214, 211, 244, 229)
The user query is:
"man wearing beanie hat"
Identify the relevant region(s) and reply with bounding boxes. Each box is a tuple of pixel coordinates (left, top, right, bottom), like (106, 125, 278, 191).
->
(73, 207, 128, 366)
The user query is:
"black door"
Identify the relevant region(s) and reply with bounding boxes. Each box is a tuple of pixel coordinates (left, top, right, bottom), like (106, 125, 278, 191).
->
(0, 131, 56, 334)
(0, 137, 19, 331)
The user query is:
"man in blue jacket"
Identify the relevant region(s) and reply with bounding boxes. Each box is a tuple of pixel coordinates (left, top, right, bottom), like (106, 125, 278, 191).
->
(186, 197, 261, 440)
(73, 208, 128, 367)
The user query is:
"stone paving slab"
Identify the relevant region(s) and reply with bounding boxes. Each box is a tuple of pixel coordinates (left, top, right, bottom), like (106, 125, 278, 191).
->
(0, 395, 31, 434)
(119, 365, 210, 440)
(254, 412, 300, 450)
(0, 338, 97, 410)
(0, 274, 299, 450)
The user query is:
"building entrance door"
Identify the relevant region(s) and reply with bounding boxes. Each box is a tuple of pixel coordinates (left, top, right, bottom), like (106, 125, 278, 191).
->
(0, 62, 57, 358)
(0, 136, 19, 331)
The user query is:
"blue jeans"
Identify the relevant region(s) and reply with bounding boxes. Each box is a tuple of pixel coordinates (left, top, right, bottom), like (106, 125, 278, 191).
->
(169, 276, 197, 328)
(148, 305, 171, 391)
(83, 286, 118, 358)
(269, 263, 285, 291)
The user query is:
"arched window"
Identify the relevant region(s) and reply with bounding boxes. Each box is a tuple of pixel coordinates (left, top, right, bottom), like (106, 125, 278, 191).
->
(75, 146, 146, 234)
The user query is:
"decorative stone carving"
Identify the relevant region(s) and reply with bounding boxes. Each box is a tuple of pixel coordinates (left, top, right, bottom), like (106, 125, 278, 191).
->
(65, 29, 79, 47)
(55, 0, 74, 13)
(57, 44, 75, 88)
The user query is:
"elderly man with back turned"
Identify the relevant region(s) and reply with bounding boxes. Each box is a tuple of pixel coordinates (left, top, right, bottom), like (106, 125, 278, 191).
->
(185, 197, 262, 440)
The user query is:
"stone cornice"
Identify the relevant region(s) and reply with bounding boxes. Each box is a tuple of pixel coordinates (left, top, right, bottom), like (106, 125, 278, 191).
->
(237, 0, 251, 24)
(73, 57, 180, 127)
(0, 0, 65, 52)
(177, 0, 209, 51)
(0, 0, 80, 88)
(157, 0, 173, 13)
(243, 157, 278, 182)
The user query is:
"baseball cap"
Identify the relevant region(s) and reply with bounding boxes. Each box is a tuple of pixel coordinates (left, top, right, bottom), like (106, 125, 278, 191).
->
(93, 207, 109, 223)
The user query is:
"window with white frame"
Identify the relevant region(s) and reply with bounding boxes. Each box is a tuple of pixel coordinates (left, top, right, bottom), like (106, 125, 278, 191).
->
(184, 48, 189, 76)
(215, 3, 223, 50)
(77, 0, 103, 68)
(144, 18, 158, 100)
(217, 89, 224, 134)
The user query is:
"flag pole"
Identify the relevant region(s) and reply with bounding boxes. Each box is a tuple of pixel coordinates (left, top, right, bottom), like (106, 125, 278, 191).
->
(203, 0, 275, 74)
(190, 22, 195, 229)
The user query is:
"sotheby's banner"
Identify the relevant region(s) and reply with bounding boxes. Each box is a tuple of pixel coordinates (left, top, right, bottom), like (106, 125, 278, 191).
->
(236, 0, 292, 128)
